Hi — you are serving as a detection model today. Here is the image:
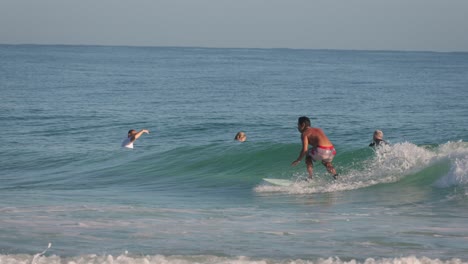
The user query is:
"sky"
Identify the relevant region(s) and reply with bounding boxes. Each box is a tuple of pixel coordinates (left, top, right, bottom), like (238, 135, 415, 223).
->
(1, 0, 467, 52)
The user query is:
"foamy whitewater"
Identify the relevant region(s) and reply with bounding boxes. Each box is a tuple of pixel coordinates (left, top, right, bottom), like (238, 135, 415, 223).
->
(257, 141, 468, 194)
(1, 45, 467, 264)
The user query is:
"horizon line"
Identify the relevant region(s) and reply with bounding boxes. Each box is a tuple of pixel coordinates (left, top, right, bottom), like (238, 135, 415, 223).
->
(1, 42, 467, 54)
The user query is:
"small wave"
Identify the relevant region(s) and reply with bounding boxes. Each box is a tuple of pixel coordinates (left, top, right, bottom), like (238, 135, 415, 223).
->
(433, 141, 468, 188)
(256, 141, 468, 194)
(12, 140, 466, 194)
(1, 254, 466, 264)
(434, 157, 468, 188)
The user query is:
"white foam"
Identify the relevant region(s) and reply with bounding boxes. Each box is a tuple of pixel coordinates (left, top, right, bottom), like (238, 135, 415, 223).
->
(436, 140, 468, 159)
(434, 157, 468, 188)
(31, 243, 51, 264)
(1, 254, 466, 264)
(256, 141, 468, 194)
(432, 141, 468, 191)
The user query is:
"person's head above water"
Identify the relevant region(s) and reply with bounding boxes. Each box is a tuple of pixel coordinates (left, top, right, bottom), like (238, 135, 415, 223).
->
(369, 129, 387, 148)
(128, 129, 137, 137)
(122, 129, 150, 149)
(373, 130, 384, 140)
(234, 131, 247, 142)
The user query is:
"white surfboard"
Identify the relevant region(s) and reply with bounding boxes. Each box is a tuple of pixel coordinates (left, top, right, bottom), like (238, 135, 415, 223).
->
(263, 178, 295, 186)
(263, 178, 320, 187)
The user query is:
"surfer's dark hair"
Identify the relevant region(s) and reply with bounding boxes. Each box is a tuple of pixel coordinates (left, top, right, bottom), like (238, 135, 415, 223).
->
(298, 116, 310, 127)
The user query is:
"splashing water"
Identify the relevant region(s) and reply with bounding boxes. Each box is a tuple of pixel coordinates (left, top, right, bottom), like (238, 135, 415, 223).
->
(256, 141, 468, 194)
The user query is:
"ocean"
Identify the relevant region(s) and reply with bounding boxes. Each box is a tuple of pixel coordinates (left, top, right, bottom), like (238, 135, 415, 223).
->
(0, 44, 467, 264)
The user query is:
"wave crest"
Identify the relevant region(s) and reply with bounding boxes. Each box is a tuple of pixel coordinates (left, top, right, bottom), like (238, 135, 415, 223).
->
(256, 141, 468, 194)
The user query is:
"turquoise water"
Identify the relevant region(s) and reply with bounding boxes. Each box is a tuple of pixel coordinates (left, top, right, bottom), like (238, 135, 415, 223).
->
(1, 45, 468, 263)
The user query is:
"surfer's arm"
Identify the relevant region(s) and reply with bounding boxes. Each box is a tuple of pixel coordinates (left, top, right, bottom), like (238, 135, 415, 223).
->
(131, 129, 150, 142)
(291, 135, 308, 166)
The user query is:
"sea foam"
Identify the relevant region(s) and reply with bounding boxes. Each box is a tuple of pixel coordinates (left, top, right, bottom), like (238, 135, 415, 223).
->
(256, 141, 468, 194)
(1, 254, 466, 264)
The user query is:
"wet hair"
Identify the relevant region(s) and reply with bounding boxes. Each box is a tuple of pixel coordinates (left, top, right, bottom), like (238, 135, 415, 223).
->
(234, 131, 246, 141)
(298, 116, 311, 127)
(128, 129, 136, 135)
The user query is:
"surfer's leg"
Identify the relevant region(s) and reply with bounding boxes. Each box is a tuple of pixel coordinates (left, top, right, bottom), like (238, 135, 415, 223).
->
(306, 156, 314, 179)
(322, 161, 337, 179)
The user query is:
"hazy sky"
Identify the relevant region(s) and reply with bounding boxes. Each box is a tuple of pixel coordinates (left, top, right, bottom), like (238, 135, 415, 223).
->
(1, 0, 467, 51)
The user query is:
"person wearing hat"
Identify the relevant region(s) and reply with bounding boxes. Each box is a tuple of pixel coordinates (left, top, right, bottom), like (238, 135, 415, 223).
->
(369, 130, 387, 147)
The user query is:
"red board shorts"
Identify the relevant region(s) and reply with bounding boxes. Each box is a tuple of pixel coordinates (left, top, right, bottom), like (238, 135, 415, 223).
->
(308, 146, 336, 162)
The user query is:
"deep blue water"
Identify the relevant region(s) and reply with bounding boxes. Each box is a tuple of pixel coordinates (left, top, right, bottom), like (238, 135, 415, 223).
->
(1, 45, 468, 263)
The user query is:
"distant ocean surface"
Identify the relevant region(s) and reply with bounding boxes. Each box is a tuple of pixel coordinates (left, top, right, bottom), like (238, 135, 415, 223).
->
(1, 45, 468, 264)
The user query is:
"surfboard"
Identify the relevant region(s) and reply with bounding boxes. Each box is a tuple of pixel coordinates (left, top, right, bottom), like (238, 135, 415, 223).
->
(263, 178, 295, 186)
